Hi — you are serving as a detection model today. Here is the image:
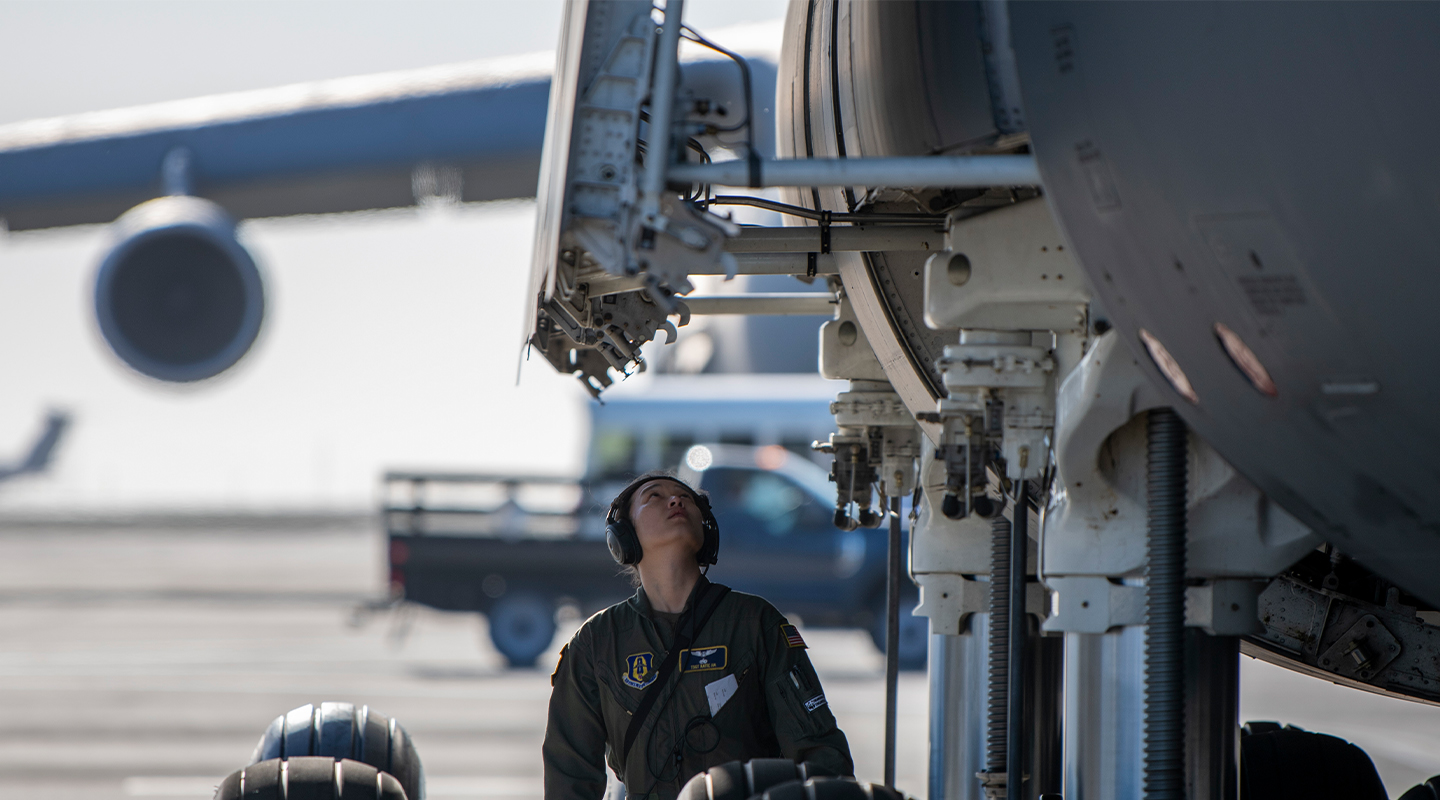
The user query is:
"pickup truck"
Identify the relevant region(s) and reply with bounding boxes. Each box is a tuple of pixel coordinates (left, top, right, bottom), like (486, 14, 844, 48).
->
(383, 443, 927, 669)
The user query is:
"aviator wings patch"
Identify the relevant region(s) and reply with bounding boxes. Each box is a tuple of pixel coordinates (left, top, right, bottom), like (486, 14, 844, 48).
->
(680, 646, 728, 673)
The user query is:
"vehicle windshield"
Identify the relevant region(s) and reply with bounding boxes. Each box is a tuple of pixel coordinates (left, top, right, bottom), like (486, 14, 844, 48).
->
(775, 454, 837, 507)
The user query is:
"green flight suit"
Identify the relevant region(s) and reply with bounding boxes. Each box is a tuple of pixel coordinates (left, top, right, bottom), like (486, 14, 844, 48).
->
(542, 577, 853, 800)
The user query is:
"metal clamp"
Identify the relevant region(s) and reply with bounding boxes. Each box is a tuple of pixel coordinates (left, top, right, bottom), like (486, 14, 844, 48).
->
(1042, 577, 1262, 635)
(914, 573, 1050, 636)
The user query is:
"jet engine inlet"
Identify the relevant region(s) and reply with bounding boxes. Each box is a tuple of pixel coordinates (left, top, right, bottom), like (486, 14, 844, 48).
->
(94, 195, 264, 382)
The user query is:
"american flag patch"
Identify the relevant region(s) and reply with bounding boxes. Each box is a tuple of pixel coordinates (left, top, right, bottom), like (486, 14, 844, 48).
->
(781, 624, 807, 649)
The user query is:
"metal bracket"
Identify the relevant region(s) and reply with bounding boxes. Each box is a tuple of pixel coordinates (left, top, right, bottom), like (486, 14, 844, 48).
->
(820, 294, 887, 382)
(913, 573, 1049, 636)
(1316, 615, 1401, 681)
(1186, 580, 1265, 636)
(923, 199, 1089, 333)
(832, 390, 915, 429)
(940, 349, 1054, 392)
(1041, 577, 1146, 634)
(1043, 577, 1262, 635)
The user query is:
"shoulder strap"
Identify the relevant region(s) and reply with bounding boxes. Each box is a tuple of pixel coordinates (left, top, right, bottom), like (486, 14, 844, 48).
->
(620, 581, 731, 768)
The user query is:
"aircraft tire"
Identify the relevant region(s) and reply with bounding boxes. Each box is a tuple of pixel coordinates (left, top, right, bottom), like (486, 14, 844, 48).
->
(250, 702, 424, 800)
(753, 777, 908, 800)
(486, 591, 557, 668)
(1239, 723, 1387, 800)
(216, 757, 407, 800)
(678, 758, 836, 800)
(1399, 776, 1440, 800)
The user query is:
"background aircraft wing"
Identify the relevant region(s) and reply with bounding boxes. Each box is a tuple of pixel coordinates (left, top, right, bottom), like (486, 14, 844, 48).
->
(0, 49, 774, 232)
(0, 56, 552, 231)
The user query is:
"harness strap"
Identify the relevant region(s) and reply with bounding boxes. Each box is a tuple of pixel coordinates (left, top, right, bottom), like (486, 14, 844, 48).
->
(620, 581, 732, 768)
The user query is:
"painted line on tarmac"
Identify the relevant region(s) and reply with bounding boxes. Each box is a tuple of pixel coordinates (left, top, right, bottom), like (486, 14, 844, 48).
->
(121, 777, 219, 797)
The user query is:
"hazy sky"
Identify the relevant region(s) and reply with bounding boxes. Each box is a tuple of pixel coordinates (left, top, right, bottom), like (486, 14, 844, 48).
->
(0, 1, 786, 122)
(0, 1, 787, 513)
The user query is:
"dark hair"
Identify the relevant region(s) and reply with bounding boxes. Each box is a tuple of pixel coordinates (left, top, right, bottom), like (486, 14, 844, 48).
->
(610, 471, 707, 587)
(610, 471, 703, 524)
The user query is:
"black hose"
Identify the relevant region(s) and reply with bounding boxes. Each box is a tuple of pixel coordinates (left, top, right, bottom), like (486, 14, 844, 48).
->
(1144, 408, 1188, 800)
(705, 195, 945, 226)
(678, 27, 754, 142)
(883, 495, 902, 788)
(985, 512, 1011, 778)
(1006, 481, 1029, 800)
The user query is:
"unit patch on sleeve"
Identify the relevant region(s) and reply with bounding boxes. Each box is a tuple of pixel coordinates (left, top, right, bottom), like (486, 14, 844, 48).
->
(680, 646, 728, 673)
(622, 652, 656, 689)
(804, 693, 828, 713)
(551, 644, 569, 687)
(781, 624, 807, 649)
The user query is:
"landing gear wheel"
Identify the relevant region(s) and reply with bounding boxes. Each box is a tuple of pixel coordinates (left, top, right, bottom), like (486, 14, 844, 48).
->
(678, 758, 837, 800)
(486, 592, 557, 668)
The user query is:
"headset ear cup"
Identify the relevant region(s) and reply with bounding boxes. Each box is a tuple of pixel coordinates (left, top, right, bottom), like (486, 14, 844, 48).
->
(605, 523, 625, 564)
(700, 524, 719, 565)
(697, 498, 720, 566)
(606, 518, 641, 565)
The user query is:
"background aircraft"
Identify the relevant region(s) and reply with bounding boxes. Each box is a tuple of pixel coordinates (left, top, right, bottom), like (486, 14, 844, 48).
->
(0, 1, 790, 516)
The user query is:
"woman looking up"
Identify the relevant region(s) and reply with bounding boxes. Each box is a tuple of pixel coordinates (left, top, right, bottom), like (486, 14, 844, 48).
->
(543, 472, 853, 800)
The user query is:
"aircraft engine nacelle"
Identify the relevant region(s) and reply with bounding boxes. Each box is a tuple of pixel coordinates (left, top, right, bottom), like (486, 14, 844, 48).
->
(94, 195, 264, 382)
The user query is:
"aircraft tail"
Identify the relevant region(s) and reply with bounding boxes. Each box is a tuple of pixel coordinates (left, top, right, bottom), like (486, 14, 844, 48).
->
(0, 411, 70, 482)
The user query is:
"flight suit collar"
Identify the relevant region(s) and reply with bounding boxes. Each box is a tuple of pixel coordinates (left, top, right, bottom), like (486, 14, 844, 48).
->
(630, 574, 712, 620)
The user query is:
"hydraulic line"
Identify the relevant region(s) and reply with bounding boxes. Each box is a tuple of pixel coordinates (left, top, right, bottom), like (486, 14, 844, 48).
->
(1006, 482, 1029, 800)
(706, 195, 945, 226)
(883, 495, 902, 788)
(1144, 408, 1188, 800)
(984, 512, 1011, 784)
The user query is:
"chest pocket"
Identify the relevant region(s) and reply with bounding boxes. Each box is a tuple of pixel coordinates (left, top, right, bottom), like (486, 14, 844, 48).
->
(597, 669, 641, 715)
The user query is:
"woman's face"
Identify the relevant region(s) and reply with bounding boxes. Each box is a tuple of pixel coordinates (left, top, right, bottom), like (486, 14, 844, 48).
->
(628, 478, 703, 561)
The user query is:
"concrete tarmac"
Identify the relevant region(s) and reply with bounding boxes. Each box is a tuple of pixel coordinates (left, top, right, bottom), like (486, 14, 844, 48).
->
(0, 522, 1436, 799)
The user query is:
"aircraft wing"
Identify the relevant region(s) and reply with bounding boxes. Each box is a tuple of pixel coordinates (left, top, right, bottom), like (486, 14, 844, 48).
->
(0, 55, 553, 231)
(0, 45, 774, 232)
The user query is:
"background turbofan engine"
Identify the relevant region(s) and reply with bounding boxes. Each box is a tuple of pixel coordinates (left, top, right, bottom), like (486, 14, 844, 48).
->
(94, 195, 264, 382)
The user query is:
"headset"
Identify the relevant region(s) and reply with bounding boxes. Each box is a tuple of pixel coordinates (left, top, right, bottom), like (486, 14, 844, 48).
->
(606, 474, 720, 567)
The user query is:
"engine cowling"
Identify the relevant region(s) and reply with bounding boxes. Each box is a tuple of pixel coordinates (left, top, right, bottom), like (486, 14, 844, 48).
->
(94, 196, 264, 382)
